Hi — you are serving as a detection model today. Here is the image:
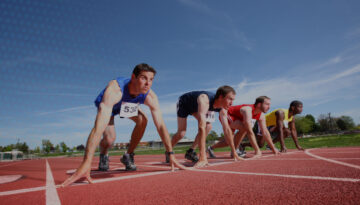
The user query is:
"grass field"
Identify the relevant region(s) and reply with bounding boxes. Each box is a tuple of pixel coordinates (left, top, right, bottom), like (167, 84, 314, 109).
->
(108, 133, 360, 156)
(34, 133, 360, 158)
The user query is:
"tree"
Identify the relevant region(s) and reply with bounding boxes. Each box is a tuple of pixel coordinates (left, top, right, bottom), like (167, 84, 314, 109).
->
(16, 142, 29, 153)
(55, 144, 61, 153)
(33, 146, 41, 153)
(60, 142, 69, 153)
(304, 114, 316, 132)
(336, 115, 355, 130)
(42, 139, 54, 154)
(295, 116, 313, 134)
(317, 113, 338, 132)
(206, 130, 220, 143)
(76, 144, 85, 151)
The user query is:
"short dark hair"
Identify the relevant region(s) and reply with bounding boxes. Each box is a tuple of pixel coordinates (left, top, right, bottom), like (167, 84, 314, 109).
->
(254, 96, 271, 106)
(215, 85, 236, 99)
(132, 63, 156, 77)
(289, 100, 303, 111)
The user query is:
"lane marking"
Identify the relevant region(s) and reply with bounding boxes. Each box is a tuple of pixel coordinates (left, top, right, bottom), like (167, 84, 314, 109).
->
(193, 169, 360, 183)
(46, 160, 61, 205)
(305, 149, 360, 170)
(0, 186, 45, 196)
(77, 170, 173, 185)
(0, 175, 23, 184)
(1, 149, 357, 197)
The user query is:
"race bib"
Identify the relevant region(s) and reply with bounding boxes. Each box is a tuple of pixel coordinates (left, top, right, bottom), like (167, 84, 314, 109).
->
(251, 119, 257, 128)
(206, 111, 215, 123)
(119, 102, 139, 118)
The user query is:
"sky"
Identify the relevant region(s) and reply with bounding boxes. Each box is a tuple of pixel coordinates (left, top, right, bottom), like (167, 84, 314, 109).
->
(1, 0, 360, 149)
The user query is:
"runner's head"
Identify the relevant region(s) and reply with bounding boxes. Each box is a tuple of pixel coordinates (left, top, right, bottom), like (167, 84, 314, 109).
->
(131, 63, 156, 94)
(289, 100, 303, 115)
(254, 96, 271, 113)
(214, 85, 236, 110)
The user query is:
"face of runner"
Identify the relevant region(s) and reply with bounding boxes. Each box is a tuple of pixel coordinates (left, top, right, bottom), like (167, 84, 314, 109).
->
(133, 71, 154, 94)
(295, 104, 303, 115)
(221, 92, 235, 110)
(261, 98, 271, 113)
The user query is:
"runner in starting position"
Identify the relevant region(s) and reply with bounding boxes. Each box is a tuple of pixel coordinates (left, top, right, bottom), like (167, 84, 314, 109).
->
(167, 86, 242, 167)
(61, 63, 187, 187)
(207, 96, 279, 158)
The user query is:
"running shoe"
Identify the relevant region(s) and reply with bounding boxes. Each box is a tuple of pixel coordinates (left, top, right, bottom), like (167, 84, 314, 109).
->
(185, 149, 199, 163)
(266, 144, 271, 150)
(207, 146, 216, 158)
(230, 148, 246, 158)
(98, 154, 109, 171)
(121, 153, 137, 171)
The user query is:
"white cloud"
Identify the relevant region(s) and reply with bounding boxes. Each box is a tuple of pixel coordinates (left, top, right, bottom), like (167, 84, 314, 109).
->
(37, 105, 94, 116)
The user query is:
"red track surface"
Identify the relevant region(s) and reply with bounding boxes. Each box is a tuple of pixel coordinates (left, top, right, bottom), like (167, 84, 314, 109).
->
(1, 147, 359, 204)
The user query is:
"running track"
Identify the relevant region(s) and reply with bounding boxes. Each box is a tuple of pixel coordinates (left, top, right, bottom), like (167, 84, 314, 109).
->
(0, 147, 359, 204)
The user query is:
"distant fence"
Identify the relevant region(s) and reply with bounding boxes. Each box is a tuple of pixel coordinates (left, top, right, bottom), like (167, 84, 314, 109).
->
(0, 151, 40, 162)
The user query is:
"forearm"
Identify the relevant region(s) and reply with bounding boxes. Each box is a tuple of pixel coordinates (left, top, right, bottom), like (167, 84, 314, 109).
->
(291, 130, 301, 148)
(197, 127, 206, 158)
(247, 131, 260, 153)
(262, 131, 277, 152)
(278, 128, 286, 148)
(84, 128, 103, 161)
(157, 124, 173, 152)
(224, 128, 236, 153)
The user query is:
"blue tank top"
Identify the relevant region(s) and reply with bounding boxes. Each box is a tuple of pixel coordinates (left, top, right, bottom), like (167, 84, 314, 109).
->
(179, 91, 221, 114)
(94, 77, 149, 116)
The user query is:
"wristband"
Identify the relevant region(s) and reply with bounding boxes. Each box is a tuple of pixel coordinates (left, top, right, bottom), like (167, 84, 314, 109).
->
(166, 151, 174, 155)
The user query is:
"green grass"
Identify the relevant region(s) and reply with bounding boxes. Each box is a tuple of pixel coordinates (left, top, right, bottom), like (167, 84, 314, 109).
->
(36, 133, 360, 157)
(214, 133, 360, 152)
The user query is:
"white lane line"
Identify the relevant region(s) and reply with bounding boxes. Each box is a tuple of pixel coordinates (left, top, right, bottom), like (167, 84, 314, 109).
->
(89, 170, 173, 184)
(0, 149, 343, 197)
(0, 175, 23, 184)
(305, 149, 360, 170)
(46, 160, 61, 205)
(193, 169, 360, 183)
(0, 186, 45, 196)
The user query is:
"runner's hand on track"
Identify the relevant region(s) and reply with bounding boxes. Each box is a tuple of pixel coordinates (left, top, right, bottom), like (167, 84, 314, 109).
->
(60, 161, 93, 187)
(297, 146, 305, 151)
(273, 149, 280, 155)
(232, 152, 245, 161)
(194, 159, 209, 168)
(280, 147, 287, 153)
(169, 155, 190, 171)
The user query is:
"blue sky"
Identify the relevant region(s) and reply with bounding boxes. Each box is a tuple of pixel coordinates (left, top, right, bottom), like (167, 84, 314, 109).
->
(1, 0, 360, 149)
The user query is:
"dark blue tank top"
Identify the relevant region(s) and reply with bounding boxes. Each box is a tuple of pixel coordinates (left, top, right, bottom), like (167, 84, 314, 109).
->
(94, 77, 149, 116)
(179, 91, 220, 114)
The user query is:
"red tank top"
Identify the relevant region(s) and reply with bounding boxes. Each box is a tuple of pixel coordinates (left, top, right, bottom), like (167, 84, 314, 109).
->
(227, 104, 261, 122)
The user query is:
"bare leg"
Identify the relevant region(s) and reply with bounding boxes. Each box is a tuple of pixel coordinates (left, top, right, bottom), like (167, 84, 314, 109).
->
(100, 116, 116, 155)
(127, 109, 148, 154)
(191, 122, 212, 149)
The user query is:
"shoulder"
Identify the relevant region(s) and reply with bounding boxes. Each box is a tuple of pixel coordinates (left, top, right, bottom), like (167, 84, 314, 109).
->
(106, 80, 121, 94)
(146, 89, 157, 99)
(275, 109, 284, 115)
(240, 105, 252, 112)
